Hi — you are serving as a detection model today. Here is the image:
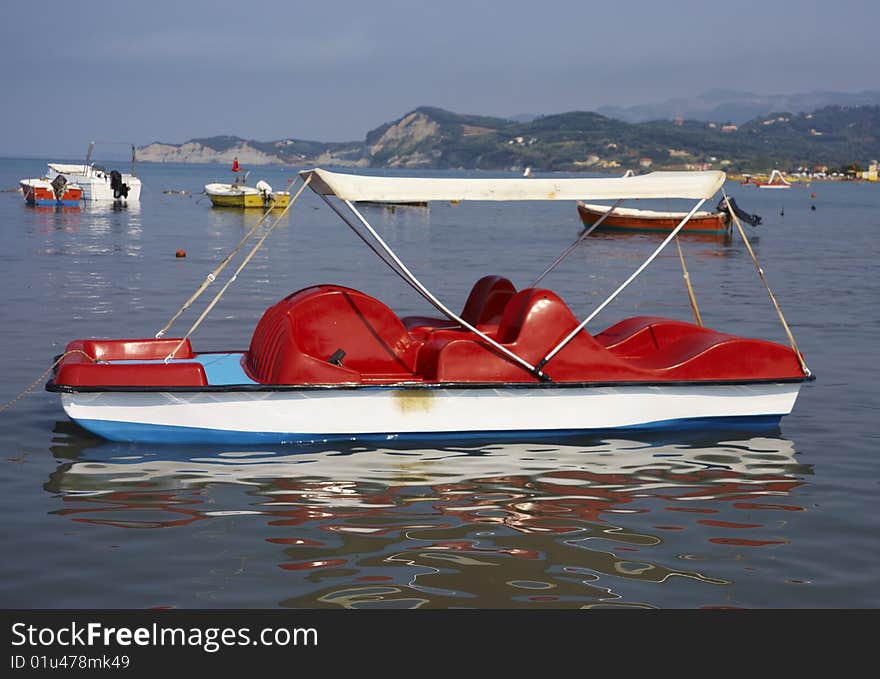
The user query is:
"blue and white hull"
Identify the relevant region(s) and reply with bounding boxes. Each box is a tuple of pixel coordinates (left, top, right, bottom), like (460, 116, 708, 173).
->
(60, 381, 803, 444)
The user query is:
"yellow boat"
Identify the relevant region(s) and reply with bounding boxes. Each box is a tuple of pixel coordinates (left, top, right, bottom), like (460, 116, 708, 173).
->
(204, 180, 290, 209)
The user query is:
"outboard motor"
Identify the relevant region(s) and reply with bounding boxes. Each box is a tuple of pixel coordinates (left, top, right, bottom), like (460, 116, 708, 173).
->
(110, 170, 130, 199)
(718, 196, 762, 227)
(256, 180, 273, 205)
(50, 174, 68, 200)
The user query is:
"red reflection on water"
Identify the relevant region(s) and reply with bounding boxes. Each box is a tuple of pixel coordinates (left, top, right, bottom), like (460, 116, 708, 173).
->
(697, 520, 761, 529)
(279, 558, 348, 571)
(733, 502, 804, 512)
(53, 492, 205, 529)
(708, 538, 787, 546)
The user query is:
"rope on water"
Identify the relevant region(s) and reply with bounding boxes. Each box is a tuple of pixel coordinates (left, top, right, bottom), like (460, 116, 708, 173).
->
(155, 187, 292, 338)
(674, 235, 703, 326)
(722, 189, 810, 376)
(0, 350, 96, 415)
(164, 175, 312, 362)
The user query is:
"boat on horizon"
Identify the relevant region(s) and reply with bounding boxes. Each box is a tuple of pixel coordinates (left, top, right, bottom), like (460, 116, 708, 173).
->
(46, 168, 810, 444)
(354, 200, 428, 209)
(755, 169, 792, 189)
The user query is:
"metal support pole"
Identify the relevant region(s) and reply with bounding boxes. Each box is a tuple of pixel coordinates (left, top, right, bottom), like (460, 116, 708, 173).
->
(342, 199, 547, 380)
(530, 200, 623, 288)
(536, 198, 708, 370)
(722, 189, 810, 375)
(318, 194, 420, 294)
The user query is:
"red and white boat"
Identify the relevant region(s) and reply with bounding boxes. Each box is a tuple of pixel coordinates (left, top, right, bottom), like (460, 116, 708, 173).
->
(19, 176, 82, 207)
(47, 169, 811, 444)
(40, 142, 142, 203)
(755, 170, 791, 189)
(577, 201, 729, 235)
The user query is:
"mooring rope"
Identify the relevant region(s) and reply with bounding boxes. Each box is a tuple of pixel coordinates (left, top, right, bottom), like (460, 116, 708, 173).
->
(164, 175, 312, 362)
(0, 350, 96, 415)
(674, 236, 703, 326)
(155, 183, 294, 338)
(722, 189, 810, 375)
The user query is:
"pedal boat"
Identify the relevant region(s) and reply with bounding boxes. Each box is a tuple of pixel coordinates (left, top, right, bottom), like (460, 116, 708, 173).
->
(47, 168, 812, 444)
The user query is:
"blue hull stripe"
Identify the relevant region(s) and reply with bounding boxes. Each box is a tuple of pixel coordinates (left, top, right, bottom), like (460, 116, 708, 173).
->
(30, 199, 81, 207)
(73, 415, 783, 445)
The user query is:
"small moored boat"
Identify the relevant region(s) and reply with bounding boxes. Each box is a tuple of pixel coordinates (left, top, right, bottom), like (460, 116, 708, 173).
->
(47, 168, 809, 444)
(19, 175, 82, 207)
(205, 179, 290, 209)
(577, 202, 730, 235)
(44, 142, 142, 203)
(577, 196, 761, 235)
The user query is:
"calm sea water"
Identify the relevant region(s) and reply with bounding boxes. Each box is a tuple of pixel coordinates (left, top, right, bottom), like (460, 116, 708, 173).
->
(0, 158, 877, 609)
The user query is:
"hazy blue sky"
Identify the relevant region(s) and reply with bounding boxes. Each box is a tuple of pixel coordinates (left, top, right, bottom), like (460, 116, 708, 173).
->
(2, 0, 876, 157)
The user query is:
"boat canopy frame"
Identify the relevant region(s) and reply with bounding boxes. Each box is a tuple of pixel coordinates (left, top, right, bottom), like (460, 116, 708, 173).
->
(300, 168, 723, 382)
(84, 140, 138, 176)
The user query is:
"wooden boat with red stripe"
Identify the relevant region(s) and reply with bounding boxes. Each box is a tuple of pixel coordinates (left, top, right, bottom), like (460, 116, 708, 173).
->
(577, 201, 729, 234)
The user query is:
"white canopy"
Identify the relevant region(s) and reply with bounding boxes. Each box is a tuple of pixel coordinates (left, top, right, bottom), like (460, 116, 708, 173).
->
(300, 167, 726, 202)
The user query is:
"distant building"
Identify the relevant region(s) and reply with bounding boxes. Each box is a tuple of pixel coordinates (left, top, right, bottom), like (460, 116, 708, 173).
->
(721, 125, 738, 133)
(639, 157, 653, 168)
(862, 160, 878, 181)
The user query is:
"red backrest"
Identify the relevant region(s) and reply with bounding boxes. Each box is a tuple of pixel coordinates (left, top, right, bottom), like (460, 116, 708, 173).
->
(460, 275, 517, 326)
(496, 288, 580, 348)
(247, 286, 420, 383)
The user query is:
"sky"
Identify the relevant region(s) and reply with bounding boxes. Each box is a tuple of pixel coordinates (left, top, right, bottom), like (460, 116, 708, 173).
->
(2, 0, 877, 157)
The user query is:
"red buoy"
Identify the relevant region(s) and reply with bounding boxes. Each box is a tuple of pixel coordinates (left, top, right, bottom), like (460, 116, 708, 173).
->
(810, 193, 816, 198)
(175, 249, 186, 258)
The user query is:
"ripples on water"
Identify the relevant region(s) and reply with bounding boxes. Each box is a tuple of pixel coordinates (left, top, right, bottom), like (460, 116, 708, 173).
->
(1, 160, 878, 609)
(41, 426, 811, 609)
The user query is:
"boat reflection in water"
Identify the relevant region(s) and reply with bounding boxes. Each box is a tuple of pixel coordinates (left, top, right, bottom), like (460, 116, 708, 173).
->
(46, 424, 810, 608)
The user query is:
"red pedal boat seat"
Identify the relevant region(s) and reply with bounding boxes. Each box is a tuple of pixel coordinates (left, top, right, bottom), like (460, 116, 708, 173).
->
(403, 275, 516, 340)
(246, 285, 423, 384)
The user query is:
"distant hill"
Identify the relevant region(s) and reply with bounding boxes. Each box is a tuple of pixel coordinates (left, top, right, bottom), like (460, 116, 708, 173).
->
(596, 89, 880, 124)
(138, 104, 880, 173)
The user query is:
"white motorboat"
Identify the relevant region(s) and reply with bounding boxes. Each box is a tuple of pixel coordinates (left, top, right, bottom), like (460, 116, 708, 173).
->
(45, 142, 142, 203)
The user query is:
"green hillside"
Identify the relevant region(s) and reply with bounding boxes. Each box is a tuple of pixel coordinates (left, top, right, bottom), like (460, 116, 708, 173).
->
(141, 105, 880, 173)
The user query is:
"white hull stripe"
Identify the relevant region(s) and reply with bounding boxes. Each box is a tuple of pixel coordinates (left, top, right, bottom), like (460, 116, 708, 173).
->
(62, 383, 801, 443)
